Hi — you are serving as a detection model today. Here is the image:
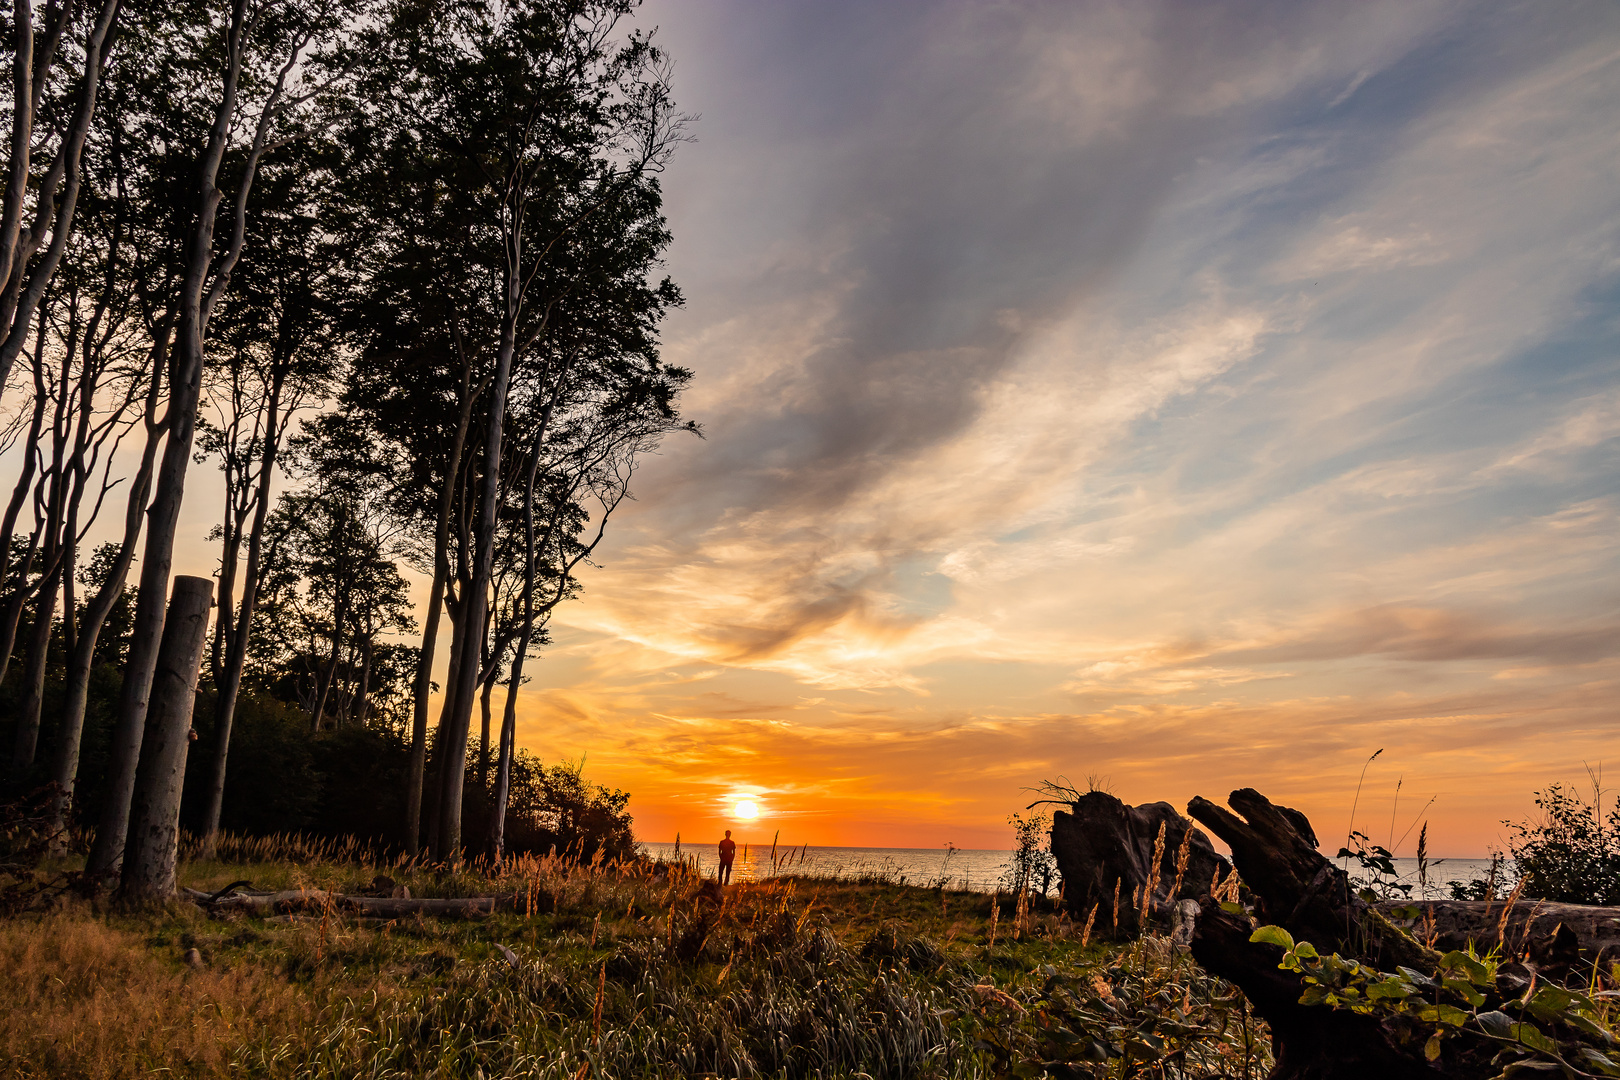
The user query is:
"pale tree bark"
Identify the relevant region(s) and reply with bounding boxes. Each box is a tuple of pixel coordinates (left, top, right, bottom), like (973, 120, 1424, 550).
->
(434, 302, 516, 857)
(0, 316, 50, 689)
(46, 316, 169, 839)
(119, 575, 211, 902)
(87, 2, 302, 878)
(306, 501, 352, 731)
(200, 377, 287, 853)
(7, 321, 66, 782)
(404, 333, 480, 853)
(488, 437, 637, 861)
(0, 0, 124, 402)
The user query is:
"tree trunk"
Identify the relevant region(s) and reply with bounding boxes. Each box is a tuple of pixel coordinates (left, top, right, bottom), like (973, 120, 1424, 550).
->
(405, 343, 478, 855)
(489, 422, 549, 863)
(0, 0, 123, 400)
(353, 634, 372, 725)
(477, 649, 494, 787)
(9, 564, 58, 783)
(200, 390, 280, 854)
(46, 324, 168, 841)
(86, 0, 253, 881)
(308, 572, 349, 732)
(1048, 789, 1229, 939)
(1183, 789, 1480, 1080)
(433, 181, 534, 858)
(424, 593, 465, 859)
(118, 575, 212, 902)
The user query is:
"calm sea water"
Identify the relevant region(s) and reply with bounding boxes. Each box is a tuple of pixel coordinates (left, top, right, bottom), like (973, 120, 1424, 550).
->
(639, 842, 1017, 892)
(638, 842, 1506, 897)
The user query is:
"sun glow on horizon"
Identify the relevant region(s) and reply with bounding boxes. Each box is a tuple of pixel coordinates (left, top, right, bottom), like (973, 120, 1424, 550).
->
(733, 799, 760, 820)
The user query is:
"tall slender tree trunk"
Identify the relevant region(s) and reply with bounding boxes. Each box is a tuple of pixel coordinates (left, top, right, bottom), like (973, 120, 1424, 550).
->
(0, 315, 49, 690)
(47, 321, 168, 840)
(0, 0, 123, 400)
(405, 347, 477, 855)
(308, 573, 349, 732)
(489, 425, 548, 864)
(119, 575, 212, 901)
(10, 563, 58, 783)
(86, 0, 254, 880)
(435, 343, 514, 856)
(354, 635, 372, 725)
(477, 635, 494, 788)
(201, 392, 281, 854)
(425, 590, 467, 858)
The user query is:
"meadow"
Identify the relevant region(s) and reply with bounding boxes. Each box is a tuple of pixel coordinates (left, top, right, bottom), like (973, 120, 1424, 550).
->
(0, 836, 1272, 1080)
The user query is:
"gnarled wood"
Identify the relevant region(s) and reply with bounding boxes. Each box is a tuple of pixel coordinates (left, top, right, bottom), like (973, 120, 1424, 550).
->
(1187, 788, 1433, 972)
(1049, 790, 1229, 939)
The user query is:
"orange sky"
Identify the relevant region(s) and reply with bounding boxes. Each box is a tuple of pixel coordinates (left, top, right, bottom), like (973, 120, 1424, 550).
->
(145, 1, 1620, 858)
(494, 1, 1620, 857)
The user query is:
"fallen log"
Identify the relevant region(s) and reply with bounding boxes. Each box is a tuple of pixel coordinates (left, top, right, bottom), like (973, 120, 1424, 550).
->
(180, 886, 536, 918)
(1048, 790, 1230, 939)
(1378, 898, 1620, 967)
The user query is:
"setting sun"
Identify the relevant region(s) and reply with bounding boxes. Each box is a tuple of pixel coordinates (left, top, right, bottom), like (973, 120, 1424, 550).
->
(733, 800, 759, 820)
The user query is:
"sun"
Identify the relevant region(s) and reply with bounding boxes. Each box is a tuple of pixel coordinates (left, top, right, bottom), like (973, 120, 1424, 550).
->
(733, 800, 759, 820)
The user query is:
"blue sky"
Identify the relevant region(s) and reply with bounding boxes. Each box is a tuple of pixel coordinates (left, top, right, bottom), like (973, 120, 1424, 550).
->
(477, 0, 1620, 852)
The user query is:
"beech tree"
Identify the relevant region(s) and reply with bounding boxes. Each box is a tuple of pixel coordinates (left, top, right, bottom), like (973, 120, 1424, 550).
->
(87, 0, 354, 881)
(341, 0, 690, 857)
(0, 0, 124, 403)
(195, 135, 342, 853)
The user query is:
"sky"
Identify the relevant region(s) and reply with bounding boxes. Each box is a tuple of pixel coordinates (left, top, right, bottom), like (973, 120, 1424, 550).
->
(478, 0, 1620, 857)
(135, 0, 1620, 856)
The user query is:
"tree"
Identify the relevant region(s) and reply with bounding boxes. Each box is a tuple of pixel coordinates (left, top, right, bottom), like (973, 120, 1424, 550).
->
(0, 0, 124, 403)
(195, 132, 341, 853)
(341, 0, 690, 858)
(87, 0, 354, 881)
(250, 414, 414, 731)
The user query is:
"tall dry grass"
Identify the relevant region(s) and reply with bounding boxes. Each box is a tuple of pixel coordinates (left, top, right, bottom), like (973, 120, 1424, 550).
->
(0, 903, 313, 1079)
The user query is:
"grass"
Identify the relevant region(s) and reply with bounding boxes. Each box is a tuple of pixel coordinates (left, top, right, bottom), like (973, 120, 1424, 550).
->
(0, 842, 1274, 1079)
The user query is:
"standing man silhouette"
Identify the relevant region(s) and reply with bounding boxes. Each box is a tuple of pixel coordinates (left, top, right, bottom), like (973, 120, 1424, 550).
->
(718, 830, 737, 885)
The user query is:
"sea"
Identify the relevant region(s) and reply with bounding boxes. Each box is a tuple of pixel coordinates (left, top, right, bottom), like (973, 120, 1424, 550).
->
(637, 842, 1507, 898)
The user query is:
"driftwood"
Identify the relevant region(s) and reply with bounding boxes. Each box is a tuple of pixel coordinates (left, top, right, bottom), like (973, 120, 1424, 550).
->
(1187, 789, 1616, 1079)
(180, 886, 536, 918)
(1378, 898, 1620, 965)
(1049, 791, 1229, 939)
(1187, 788, 1433, 973)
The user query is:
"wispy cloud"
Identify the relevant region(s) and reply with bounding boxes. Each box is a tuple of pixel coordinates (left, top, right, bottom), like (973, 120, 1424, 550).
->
(505, 0, 1620, 854)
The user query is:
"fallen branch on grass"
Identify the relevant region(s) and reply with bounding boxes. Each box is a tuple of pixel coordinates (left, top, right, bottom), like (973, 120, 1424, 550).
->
(180, 886, 540, 918)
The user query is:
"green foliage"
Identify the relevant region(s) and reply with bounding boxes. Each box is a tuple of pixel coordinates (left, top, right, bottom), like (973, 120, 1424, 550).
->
(998, 811, 1056, 896)
(1446, 853, 1512, 901)
(972, 937, 1268, 1079)
(1253, 925, 1620, 1073)
(1508, 782, 1620, 904)
(1337, 829, 1413, 901)
(460, 751, 636, 862)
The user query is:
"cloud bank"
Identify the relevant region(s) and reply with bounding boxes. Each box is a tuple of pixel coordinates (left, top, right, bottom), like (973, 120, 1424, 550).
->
(511, 0, 1620, 854)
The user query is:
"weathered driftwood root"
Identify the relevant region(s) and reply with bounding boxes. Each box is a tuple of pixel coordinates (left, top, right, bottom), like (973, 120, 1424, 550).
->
(1186, 789, 1620, 1080)
(1187, 787, 1434, 972)
(180, 886, 535, 918)
(1049, 790, 1230, 939)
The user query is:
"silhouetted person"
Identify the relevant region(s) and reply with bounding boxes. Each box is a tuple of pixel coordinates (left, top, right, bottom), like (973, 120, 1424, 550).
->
(718, 830, 736, 885)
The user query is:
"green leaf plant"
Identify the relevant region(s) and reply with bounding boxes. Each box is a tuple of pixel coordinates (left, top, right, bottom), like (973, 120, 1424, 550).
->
(1251, 925, 1620, 1077)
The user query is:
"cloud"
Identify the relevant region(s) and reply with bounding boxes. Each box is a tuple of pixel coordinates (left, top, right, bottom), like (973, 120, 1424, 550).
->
(505, 0, 1620, 848)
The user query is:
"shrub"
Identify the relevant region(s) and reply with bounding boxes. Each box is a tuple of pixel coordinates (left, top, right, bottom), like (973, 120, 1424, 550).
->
(1508, 782, 1620, 904)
